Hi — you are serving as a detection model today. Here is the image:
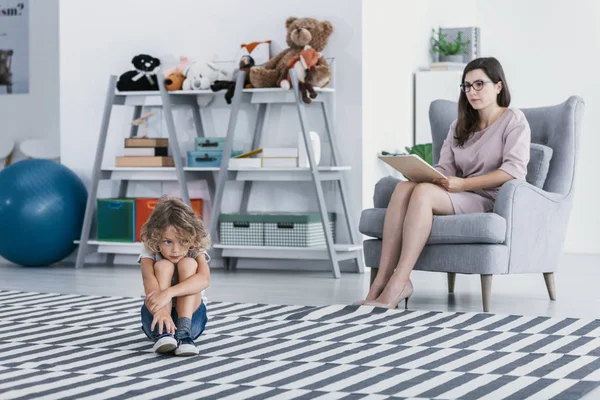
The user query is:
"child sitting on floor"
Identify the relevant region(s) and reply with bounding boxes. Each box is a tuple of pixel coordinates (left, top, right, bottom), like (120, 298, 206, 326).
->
(138, 195, 211, 356)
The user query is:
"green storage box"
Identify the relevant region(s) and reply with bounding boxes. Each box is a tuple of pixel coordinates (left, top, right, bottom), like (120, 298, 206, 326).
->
(219, 213, 264, 246)
(97, 198, 136, 242)
(264, 213, 336, 247)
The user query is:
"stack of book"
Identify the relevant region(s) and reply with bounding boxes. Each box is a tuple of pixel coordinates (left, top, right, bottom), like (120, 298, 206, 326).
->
(229, 148, 299, 168)
(429, 61, 466, 71)
(116, 138, 174, 167)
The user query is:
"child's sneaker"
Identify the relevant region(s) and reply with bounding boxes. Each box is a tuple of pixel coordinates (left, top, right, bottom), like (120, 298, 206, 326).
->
(152, 335, 178, 354)
(175, 337, 199, 356)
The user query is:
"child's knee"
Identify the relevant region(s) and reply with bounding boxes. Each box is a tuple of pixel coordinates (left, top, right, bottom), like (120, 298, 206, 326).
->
(177, 257, 198, 275)
(154, 259, 175, 274)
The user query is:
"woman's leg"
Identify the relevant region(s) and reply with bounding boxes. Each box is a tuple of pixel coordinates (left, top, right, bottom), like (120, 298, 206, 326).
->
(364, 181, 418, 301)
(375, 183, 454, 304)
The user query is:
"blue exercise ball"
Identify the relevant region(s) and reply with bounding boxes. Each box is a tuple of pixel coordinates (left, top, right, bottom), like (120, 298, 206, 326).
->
(0, 159, 88, 266)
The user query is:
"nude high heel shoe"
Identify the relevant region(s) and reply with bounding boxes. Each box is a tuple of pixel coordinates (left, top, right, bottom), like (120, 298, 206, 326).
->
(368, 280, 414, 309)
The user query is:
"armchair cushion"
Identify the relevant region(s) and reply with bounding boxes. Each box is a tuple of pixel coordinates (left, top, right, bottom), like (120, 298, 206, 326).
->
(526, 143, 553, 188)
(359, 208, 506, 244)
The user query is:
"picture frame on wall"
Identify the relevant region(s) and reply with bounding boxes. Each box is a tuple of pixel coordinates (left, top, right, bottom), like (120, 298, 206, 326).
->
(0, 0, 29, 95)
(439, 26, 480, 63)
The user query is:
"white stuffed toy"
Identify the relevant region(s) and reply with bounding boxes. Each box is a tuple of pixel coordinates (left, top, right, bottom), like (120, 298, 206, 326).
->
(182, 62, 231, 90)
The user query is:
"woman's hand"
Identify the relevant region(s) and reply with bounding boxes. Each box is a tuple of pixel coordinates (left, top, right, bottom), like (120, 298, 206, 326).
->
(433, 176, 467, 193)
(146, 290, 173, 314)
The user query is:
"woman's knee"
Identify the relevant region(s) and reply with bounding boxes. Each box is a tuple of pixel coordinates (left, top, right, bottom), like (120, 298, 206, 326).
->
(409, 183, 438, 204)
(393, 181, 418, 197)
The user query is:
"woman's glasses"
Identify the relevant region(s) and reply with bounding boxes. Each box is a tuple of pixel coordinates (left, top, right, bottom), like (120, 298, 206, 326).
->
(460, 80, 493, 93)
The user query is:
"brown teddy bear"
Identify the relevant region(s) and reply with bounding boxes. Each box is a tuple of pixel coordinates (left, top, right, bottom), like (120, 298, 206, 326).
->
(164, 72, 185, 91)
(249, 17, 333, 89)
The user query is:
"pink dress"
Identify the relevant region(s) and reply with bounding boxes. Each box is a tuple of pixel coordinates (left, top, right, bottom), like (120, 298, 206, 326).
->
(434, 108, 531, 214)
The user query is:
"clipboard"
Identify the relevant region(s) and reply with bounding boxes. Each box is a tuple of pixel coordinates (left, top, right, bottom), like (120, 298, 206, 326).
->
(378, 154, 447, 182)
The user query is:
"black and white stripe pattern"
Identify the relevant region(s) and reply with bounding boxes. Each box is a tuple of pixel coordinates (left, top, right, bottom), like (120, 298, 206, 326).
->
(0, 290, 599, 399)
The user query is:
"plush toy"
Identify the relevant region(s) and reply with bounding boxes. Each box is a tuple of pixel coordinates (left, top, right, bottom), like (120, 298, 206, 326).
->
(210, 55, 255, 104)
(249, 17, 333, 89)
(163, 56, 191, 77)
(116, 54, 161, 91)
(239, 41, 271, 67)
(164, 72, 185, 91)
(278, 45, 320, 103)
(182, 62, 231, 91)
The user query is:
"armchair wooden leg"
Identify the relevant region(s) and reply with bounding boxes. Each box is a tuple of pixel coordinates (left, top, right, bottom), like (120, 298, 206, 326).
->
(447, 273, 456, 293)
(370, 268, 379, 287)
(543, 273, 556, 300)
(481, 274, 492, 312)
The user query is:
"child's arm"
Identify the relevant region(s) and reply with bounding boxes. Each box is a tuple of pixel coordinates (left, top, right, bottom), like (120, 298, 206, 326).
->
(140, 258, 161, 298)
(167, 254, 210, 298)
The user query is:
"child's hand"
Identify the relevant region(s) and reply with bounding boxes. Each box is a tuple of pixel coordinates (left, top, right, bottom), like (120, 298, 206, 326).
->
(151, 307, 176, 336)
(146, 290, 173, 314)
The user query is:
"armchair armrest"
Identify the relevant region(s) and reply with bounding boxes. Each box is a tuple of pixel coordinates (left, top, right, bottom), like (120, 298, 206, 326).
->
(374, 176, 403, 208)
(493, 179, 572, 273)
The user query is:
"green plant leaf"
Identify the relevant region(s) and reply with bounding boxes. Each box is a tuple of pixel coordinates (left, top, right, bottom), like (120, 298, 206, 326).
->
(406, 143, 433, 165)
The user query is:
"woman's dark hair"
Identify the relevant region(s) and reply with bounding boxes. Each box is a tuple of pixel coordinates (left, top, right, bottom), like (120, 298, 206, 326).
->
(455, 57, 511, 147)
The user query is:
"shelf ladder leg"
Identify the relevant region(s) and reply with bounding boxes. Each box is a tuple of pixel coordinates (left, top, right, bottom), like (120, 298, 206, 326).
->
(209, 71, 247, 257)
(229, 103, 269, 270)
(320, 102, 365, 273)
(290, 70, 341, 279)
(75, 75, 118, 269)
(158, 71, 191, 205)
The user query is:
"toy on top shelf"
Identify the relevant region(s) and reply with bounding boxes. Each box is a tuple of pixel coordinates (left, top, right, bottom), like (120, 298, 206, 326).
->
(249, 17, 333, 89)
(116, 54, 161, 92)
(210, 55, 255, 104)
(182, 62, 232, 91)
(164, 56, 191, 91)
(278, 45, 320, 103)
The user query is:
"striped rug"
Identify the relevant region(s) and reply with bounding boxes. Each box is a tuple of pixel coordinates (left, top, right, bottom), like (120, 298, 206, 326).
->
(0, 291, 600, 399)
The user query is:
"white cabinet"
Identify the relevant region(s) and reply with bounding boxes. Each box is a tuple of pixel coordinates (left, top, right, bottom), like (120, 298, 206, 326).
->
(414, 70, 462, 144)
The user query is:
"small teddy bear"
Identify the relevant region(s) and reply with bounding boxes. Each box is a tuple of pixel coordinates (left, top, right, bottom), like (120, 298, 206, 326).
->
(116, 54, 161, 91)
(163, 56, 191, 91)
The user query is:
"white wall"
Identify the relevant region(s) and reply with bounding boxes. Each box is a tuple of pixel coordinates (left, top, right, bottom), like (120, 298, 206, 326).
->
(362, 0, 477, 210)
(59, 0, 362, 269)
(476, 0, 600, 253)
(363, 0, 599, 254)
(0, 0, 59, 164)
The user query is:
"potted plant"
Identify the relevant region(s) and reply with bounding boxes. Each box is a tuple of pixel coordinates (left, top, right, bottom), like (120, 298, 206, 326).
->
(431, 28, 470, 63)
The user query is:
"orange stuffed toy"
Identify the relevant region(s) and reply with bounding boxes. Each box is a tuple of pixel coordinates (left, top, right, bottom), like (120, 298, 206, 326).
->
(277, 45, 320, 103)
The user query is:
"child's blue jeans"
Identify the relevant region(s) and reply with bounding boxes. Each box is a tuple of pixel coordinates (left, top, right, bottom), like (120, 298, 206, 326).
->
(140, 302, 207, 341)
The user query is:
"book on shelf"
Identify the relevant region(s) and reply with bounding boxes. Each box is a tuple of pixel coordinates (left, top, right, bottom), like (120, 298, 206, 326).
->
(229, 158, 262, 168)
(429, 61, 466, 71)
(123, 147, 169, 157)
(116, 156, 174, 167)
(125, 138, 169, 148)
(262, 157, 298, 168)
(262, 148, 299, 158)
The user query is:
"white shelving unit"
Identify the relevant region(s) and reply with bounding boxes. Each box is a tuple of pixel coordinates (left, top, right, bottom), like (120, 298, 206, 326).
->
(75, 65, 364, 278)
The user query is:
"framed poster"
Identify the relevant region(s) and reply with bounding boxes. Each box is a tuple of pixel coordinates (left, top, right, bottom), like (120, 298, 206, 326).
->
(0, 0, 29, 94)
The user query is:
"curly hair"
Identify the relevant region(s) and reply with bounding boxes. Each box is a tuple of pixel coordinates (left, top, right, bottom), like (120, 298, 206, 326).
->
(140, 195, 210, 255)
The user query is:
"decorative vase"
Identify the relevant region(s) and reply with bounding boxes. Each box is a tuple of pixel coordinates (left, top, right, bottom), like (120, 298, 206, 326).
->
(298, 131, 321, 168)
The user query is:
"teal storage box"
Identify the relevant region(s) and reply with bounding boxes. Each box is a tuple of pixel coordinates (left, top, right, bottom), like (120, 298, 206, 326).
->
(219, 213, 264, 246)
(264, 213, 336, 247)
(187, 150, 243, 168)
(188, 151, 222, 167)
(97, 198, 136, 242)
(195, 137, 225, 151)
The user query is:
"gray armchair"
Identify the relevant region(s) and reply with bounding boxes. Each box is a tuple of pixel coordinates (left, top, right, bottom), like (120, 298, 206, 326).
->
(359, 96, 584, 312)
